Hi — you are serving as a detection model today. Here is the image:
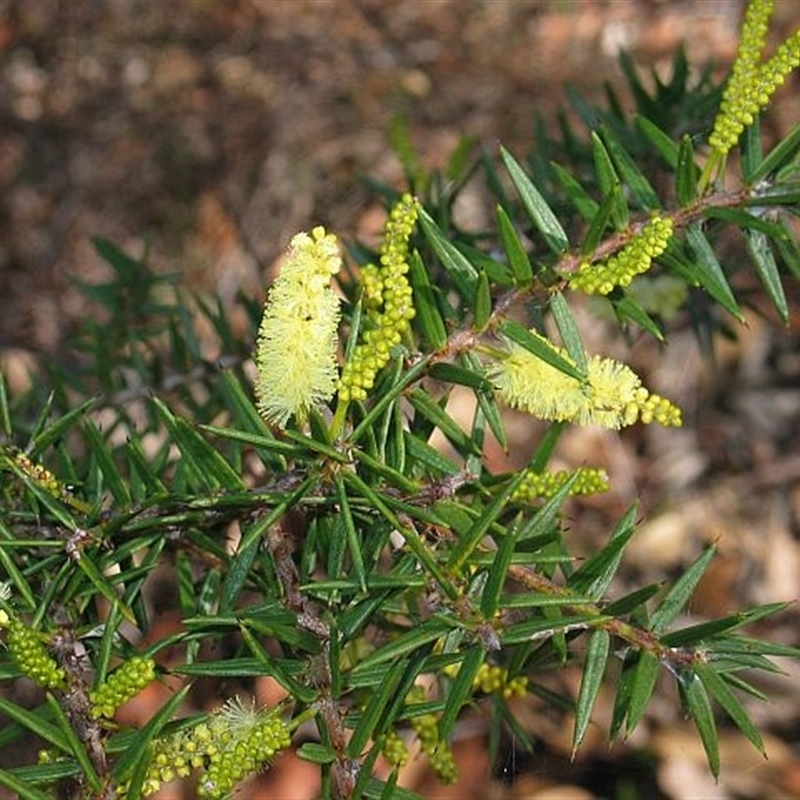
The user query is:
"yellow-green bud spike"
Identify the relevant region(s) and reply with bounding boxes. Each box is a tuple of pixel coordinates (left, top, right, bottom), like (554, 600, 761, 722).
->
(570, 215, 674, 295)
(338, 194, 419, 405)
(90, 656, 157, 719)
(512, 467, 610, 503)
(4, 617, 66, 691)
(471, 662, 529, 699)
(196, 698, 291, 799)
(708, 0, 800, 157)
(381, 728, 409, 768)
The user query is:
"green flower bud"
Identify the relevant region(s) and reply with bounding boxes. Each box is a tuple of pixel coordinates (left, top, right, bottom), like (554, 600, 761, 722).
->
(709, 0, 800, 155)
(570, 216, 674, 295)
(382, 728, 409, 767)
(471, 662, 528, 699)
(407, 686, 458, 785)
(90, 655, 156, 719)
(4, 617, 66, 691)
(339, 194, 419, 403)
(512, 467, 610, 503)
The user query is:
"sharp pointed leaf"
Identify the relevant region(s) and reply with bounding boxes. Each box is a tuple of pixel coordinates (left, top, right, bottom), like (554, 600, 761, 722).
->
(572, 629, 611, 755)
(500, 147, 569, 254)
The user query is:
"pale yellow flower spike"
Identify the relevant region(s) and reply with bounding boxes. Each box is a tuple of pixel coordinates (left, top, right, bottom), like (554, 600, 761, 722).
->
(489, 332, 682, 430)
(254, 227, 342, 428)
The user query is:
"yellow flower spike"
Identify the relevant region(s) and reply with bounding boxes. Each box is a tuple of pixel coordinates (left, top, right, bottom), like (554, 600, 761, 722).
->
(254, 227, 342, 429)
(489, 330, 682, 430)
(489, 333, 588, 424)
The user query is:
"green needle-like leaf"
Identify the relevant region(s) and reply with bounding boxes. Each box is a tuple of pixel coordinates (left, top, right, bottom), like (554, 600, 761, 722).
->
(550, 162, 599, 221)
(676, 133, 699, 206)
(0, 769, 51, 800)
(683, 225, 744, 321)
(407, 389, 477, 456)
(335, 474, 367, 593)
(678, 669, 720, 779)
(568, 504, 638, 598)
(572, 629, 610, 755)
(499, 320, 585, 381)
(408, 250, 448, 349)
(623, 650, 661, 736)
(348, 658, 409, 758)
(550, 292, 587, 374)
(418, 209, 479, 299)
(748, 118, 800, 183)
(636, 115, 679, 168)
(350, 620, 452, 677)
(0, 697, 69, 753)
(650, 545, 716, 635)
(599, 125, 660, 210)
(500, 146, 569, 254)
(694, 663, 765, 756)
(438, 646, 484, 741)
(745, 228, 789, 324)
(591, 133, 628, 230)
(152, 397, 244, 491)
(474, 269, 493, 329)
(496, 205, 534, 284)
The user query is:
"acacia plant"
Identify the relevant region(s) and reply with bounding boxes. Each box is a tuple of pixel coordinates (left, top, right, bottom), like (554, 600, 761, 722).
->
(2, 2, 800, 797)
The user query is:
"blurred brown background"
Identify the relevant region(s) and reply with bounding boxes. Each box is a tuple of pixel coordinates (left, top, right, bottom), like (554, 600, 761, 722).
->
(2, 1, 800, 798)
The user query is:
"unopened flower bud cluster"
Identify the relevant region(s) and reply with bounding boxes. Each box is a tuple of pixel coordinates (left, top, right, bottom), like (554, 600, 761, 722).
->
(338, 194, 419, 402)
(1, 615, 66, 691)
(710, 0, 800, 155)
(512, 467, 610, 503)
(570, 216, 674, 295)
(118, 698, 291, 799)
(406, 686, 457, 784)
(472, 663, 528, 700)
(90, 656, 156, 719)
(5, 450, 68, 500)
(381, 728, 410, 768)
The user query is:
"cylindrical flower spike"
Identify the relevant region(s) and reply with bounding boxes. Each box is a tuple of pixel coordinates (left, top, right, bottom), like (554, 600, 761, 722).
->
(338, 194, 419, 403)
(2, 617, 66, 690)
(488, 330, 682, 430)
(512, 467, 610, 503)
(709, 0, 800, 156)
(254, 227, 342, 428)
(570, 215, 674, 295)
(119, 698, 292, 799)
(90, 656, 157, 719)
